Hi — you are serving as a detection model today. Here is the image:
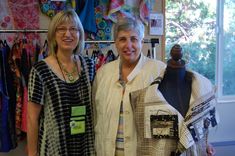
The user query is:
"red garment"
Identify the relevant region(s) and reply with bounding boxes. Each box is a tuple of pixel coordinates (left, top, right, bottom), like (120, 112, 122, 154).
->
(95, 54, 106, 71)
(8, 0, 40, 41)
(15, 83, 22, 130)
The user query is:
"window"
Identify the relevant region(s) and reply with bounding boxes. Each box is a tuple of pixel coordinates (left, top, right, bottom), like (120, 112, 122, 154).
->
(165, 0, 235, 101)
(217, 0, 235, 100)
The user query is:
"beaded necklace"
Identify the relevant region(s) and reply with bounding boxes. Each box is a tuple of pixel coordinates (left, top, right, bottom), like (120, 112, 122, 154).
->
(56, 55, 80, 83)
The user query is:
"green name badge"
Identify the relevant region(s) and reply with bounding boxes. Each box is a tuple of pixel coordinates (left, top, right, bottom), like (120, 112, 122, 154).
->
(71, 106, 86, 117)
(70, 120, 85, 135)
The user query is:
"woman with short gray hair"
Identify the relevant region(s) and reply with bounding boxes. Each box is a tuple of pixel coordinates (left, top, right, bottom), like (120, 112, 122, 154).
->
(93, 17, 166, 156)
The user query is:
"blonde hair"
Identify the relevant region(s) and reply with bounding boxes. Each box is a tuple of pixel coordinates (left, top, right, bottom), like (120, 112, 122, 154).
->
(47, 9, 85, 56)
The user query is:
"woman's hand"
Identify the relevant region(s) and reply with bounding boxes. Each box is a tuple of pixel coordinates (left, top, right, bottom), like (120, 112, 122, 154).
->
(207, 143, 216, 156)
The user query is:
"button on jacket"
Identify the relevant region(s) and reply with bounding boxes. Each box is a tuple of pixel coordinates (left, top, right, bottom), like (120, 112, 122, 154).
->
(93, 54, 166, 156)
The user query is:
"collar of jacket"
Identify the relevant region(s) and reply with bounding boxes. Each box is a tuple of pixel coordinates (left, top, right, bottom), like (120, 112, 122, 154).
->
(116, 53, 149, 83)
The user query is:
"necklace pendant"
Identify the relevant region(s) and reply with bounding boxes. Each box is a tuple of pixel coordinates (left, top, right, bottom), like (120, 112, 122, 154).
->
(68, 74, 75, 82)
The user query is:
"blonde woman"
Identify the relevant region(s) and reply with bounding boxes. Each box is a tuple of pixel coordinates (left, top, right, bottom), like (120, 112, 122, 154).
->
(27, 9, 95, 156)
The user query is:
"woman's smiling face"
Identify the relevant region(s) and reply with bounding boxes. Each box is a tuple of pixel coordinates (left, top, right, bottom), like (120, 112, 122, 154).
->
(115, 29, 143, 65)
(55, 22, 79, 53)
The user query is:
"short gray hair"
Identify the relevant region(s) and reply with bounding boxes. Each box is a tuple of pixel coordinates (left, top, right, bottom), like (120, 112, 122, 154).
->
(47, 9, 85, 56)
(113, 17, 145, 41)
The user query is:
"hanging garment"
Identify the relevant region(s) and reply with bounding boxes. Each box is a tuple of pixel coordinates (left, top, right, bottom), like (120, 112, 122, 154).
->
(9, 42, 25, 136)
(94, 5, 113, 44)
(107, 0, 124, 21)
(0, 46, 17, 152)
(33, 43, 41, 64)
(97, 0, 109, 19)
(139, 0, 150, 25)
(75, 0, 97, 33)
(39, 0, 67, 17)
(3, 43, 17, 149)
(105, 50, 116, 63)
(8, 0, 40, 41)
(21, 83, 28, 132)
(15, 83, 23, 132)
(20, 47, 31, 87)
(95, 53, 106, 70)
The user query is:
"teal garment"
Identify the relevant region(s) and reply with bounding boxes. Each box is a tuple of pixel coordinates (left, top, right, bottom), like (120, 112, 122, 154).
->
(76, 0, 97, 33)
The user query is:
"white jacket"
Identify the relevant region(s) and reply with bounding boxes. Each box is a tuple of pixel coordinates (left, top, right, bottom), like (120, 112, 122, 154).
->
(93, 54, 166, 156)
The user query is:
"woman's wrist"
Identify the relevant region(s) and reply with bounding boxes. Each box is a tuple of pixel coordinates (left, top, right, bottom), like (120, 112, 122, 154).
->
(28, 151, 38, 156)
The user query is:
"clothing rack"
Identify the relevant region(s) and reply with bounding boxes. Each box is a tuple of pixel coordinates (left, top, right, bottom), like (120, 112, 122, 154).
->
(0, 29, 158, 43)
(0, 29, 159, 59)
(0, 29, 48, 33)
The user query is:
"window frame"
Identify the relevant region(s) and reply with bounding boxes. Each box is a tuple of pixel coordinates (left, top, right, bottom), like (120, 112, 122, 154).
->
(216, 0, 235, 102)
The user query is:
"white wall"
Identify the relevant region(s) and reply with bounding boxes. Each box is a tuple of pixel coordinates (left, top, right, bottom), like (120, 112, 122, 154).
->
(209, 102, 235, 143)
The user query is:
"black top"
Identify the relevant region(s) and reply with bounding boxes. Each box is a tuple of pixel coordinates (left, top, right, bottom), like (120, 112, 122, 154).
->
(28, 56, 95, 156)
(159, 66, 192, 117)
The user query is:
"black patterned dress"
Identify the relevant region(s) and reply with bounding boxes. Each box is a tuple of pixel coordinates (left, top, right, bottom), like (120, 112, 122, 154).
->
(28, 55, 95, 156)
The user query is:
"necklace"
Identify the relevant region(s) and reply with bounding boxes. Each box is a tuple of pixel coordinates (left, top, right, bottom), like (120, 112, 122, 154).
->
(56, 55, 79, 83)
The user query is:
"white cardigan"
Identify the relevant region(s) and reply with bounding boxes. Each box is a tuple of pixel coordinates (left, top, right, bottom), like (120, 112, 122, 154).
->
(93, 54, 166, 156)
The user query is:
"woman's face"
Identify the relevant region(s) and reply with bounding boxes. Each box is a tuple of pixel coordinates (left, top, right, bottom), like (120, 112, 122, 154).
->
(115, 29, 142, 65)
(55, 21, 79, 54)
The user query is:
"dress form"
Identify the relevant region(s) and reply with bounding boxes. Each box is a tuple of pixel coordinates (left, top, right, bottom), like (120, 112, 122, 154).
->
(159, 44, 192, 117)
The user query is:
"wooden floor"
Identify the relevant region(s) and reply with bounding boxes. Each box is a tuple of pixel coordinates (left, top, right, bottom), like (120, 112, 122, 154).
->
(0, 140, 27, 156)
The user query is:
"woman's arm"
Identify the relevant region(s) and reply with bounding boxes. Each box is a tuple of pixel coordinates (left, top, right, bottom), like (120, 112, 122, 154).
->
(27, 101, 42, 156)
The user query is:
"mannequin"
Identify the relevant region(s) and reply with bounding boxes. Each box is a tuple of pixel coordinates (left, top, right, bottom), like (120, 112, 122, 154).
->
(159, 44, 192, 117)
(130, 44, 217, 156)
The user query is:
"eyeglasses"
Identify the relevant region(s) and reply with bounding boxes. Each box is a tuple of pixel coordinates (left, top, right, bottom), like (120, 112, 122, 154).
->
(56, 27, 79, 34)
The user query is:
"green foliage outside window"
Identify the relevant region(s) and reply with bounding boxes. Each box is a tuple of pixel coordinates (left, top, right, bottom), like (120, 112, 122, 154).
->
(165, 0, 216, 84)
